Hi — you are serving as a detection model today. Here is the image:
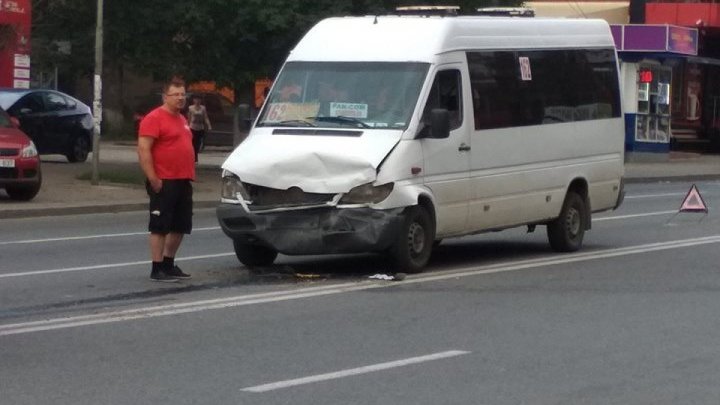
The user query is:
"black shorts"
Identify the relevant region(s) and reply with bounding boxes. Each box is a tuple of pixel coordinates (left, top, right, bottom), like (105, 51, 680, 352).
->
(146, 179, 193, 234)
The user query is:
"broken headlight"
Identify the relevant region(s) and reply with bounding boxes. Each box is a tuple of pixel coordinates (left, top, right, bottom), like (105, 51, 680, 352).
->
(221, 171, 250, 202)
(339, 182, 394, 204)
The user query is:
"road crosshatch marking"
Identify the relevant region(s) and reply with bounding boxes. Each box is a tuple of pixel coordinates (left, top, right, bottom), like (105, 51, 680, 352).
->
(240, 350, 471, 393)
(4, 235, 720, 336)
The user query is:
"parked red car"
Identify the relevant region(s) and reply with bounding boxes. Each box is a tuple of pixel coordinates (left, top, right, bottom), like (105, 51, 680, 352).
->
(0, 107, 41, 201)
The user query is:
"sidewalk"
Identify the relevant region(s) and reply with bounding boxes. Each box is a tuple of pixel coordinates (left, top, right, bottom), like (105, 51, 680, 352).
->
(2, 143, 720, 219)
(624, 151, 720, 183)
(0, 142, 230, 219)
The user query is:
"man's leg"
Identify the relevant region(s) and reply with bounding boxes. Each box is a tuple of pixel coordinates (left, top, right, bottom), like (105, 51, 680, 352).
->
(163, 180, 193, 279)
(149, 232, 178, 282)
(150, 233, 166, 262)
(163, 232, 184, 258)
(162, 232, 191, 279)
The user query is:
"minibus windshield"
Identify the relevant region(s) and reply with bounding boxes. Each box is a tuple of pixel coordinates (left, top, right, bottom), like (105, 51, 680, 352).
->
(257, 62, 429, 130)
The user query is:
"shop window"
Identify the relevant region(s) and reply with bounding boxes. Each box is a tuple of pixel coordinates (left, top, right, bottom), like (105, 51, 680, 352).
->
(635, 65, 672, 143)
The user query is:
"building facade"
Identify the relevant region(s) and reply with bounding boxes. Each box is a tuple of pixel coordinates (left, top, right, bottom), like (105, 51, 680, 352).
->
(0, 0, 31, 89)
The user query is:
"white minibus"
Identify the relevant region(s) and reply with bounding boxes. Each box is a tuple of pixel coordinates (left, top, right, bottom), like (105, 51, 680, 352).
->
(217, 15, 625, 272)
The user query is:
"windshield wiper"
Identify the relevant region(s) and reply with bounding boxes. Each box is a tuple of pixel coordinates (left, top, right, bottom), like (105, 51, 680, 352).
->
(310, 116, 371, 128)
(261, 120, 316, 127)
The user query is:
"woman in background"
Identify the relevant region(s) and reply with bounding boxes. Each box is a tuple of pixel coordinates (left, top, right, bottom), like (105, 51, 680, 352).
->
(187, 95, 212, 163)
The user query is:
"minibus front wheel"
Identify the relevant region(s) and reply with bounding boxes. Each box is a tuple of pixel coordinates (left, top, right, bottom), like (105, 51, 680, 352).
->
(233, 239, 278, 267)
(389, 206, 435, 273)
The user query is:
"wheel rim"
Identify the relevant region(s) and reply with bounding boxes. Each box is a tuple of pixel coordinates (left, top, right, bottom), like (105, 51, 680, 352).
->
(407, 222, 426, 257)
(566, 206, 581, 238)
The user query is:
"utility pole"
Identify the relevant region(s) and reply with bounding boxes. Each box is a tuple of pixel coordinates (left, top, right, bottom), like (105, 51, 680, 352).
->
(91, 0, 104, 185)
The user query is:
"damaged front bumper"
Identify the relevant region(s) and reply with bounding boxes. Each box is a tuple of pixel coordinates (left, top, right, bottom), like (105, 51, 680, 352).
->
(216, 204, 404, 255)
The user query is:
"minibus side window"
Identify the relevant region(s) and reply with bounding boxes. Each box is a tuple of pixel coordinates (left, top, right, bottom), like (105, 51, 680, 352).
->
(421, 70, 463, 132)
(467, 49, 621, 130)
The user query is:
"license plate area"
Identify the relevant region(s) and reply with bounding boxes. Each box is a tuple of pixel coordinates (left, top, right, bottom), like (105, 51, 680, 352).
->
(0, 159, 16, 168)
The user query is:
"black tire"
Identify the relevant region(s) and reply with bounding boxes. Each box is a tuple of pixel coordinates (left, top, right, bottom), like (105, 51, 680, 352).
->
(547, 191, 586, 252)
(389, 206, 435, 273)
(233, 239, 278, 267)
(66, 135, 90, 163)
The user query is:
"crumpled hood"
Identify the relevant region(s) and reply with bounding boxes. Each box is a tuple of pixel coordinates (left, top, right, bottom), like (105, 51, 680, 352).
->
(222, 128, 402, 193)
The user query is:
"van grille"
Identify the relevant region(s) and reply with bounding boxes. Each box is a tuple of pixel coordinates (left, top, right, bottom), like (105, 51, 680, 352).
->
(0, 148, 18, 157)
(243, 182, 335, 210)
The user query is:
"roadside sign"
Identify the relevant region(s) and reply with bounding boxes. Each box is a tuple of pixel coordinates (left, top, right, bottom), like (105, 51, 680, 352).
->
(679, 184, 708, 213)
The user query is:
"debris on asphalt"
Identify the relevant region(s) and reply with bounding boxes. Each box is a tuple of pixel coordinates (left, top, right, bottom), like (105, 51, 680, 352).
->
(369, 273, 407, 281)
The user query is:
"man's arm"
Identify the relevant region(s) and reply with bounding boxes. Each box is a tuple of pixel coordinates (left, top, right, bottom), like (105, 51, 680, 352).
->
(138, 136, 162, 192)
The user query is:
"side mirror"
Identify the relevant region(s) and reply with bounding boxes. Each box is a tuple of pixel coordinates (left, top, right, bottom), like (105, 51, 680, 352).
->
(428, 108, 450, 139)
(9, 116, 20, 127)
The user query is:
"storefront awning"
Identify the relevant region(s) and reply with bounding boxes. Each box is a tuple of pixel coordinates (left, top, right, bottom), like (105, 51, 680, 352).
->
(611, 24, 698, 56)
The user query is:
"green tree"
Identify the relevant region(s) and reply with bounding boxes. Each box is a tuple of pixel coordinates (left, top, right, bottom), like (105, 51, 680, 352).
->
(31, 0, 522, 108)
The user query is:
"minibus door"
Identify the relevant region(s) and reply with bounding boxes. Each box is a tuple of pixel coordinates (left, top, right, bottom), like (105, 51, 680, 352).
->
(419, 67, 470, 235)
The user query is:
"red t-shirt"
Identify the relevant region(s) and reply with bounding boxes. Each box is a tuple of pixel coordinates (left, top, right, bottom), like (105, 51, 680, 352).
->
(138, 107, 195, 180)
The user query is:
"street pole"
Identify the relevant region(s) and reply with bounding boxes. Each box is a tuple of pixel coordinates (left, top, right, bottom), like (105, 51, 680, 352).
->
(91, 0, 104, 185)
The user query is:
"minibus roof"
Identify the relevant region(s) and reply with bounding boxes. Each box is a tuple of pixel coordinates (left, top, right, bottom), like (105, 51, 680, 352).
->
(288, 16, 615, 63)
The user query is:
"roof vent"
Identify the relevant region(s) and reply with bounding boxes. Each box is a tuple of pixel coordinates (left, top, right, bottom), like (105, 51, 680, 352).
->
(395, 6, 460, 16)
(475, 7, 535, 17)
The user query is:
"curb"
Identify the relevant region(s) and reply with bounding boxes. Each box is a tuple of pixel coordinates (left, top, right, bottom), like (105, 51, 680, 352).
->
(624, 174, 720, 184)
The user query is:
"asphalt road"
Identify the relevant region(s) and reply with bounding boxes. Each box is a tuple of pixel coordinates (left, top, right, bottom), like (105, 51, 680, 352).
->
(2, 181, 720, 404)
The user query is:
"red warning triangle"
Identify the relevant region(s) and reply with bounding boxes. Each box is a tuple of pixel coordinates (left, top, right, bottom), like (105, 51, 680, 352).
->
(679, 184, 708, 213)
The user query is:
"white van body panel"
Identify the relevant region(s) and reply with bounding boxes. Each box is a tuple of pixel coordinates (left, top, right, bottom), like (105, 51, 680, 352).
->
(467, 118, 624, 230)
(222, 127, 402, 192)
(289, 16, 615, 62)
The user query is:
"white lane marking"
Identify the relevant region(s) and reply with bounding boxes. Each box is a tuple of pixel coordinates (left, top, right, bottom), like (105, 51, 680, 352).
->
(0, 226, 221, 246)
(625, 193, 686, 199)
(0, 208, 691, 278)
(0, 253, 234, 279)
(595, 210, 677, 222)
(3, 235, 720, 336)
(241, 350, 471, 393)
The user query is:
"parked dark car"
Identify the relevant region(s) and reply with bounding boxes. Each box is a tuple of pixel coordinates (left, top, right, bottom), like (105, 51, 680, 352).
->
(0, 106, 41, 201)
(0, 88, 94, 162)
(133, 91, 236, 148)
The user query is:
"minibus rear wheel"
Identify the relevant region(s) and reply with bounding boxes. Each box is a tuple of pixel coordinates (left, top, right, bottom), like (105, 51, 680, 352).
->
(390, 206, 434, 273)
(233, 240, 278, 267)
(547, 191, 586, 252)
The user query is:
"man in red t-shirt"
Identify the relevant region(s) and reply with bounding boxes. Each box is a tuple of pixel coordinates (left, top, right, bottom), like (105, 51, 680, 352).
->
(138, 77, 196, 282)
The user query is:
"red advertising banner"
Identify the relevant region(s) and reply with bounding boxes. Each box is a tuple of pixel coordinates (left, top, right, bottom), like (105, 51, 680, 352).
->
(0, 0, 32, 88)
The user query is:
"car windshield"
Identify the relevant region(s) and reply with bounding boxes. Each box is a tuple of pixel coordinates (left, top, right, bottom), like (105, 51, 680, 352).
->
(257, 62, 429, 130)
(0, 91, 24, 111)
